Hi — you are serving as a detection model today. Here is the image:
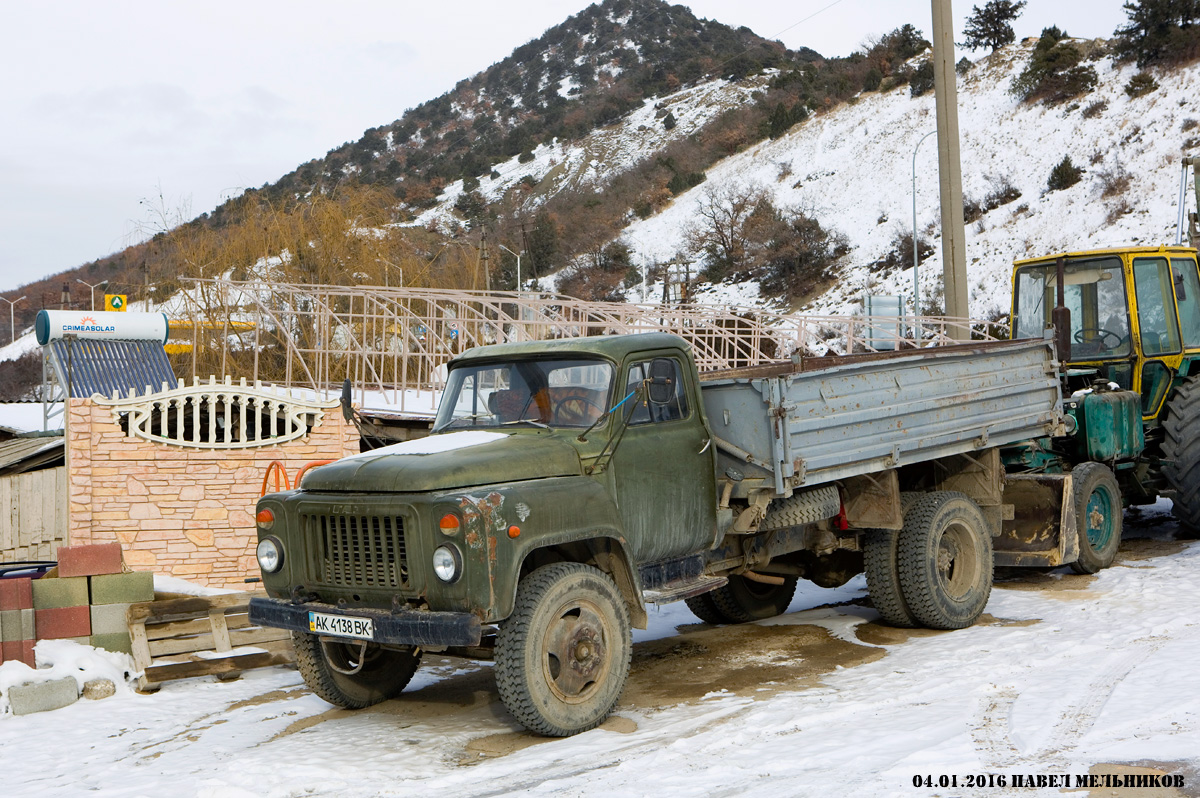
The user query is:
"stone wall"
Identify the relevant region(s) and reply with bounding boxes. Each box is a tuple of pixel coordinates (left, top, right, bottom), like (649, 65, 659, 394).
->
(66, 397, 358, 588)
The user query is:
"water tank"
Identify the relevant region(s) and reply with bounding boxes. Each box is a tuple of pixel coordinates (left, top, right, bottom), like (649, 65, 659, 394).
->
(35, 310, 169, 345)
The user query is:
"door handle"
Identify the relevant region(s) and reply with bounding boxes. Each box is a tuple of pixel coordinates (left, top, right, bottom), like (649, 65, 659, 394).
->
(698, 439, 711, 454)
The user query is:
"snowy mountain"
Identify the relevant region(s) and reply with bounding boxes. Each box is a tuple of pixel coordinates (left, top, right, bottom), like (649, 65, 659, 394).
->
(417, 35, 1200, 320)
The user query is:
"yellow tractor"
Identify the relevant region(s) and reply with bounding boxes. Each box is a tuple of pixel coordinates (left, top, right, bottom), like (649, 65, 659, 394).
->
(1008, 156, 1200, 534)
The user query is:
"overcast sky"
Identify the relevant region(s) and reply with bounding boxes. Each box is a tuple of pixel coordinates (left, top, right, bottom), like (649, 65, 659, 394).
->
(0, 1, 1130, 294)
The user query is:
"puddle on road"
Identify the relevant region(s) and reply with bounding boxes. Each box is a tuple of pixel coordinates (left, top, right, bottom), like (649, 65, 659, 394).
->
(853, 613, 1038, 646)
(994, 570, 1097, 597)
(625, 622, 882, 707)
(1060, 761, 1198, 798)
(1114, 536, 1192, 564)
(267, 621, 884, 758)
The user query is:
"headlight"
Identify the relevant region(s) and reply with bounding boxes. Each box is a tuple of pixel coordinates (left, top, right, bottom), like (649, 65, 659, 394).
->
(256, 537, 284, 573)
(432, 545, 462, 583)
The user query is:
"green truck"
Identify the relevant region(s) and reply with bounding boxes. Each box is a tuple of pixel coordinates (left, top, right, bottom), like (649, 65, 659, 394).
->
(249, 331, 1134, 736)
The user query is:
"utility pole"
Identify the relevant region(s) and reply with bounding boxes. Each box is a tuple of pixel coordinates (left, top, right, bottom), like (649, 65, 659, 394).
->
(931, 0, 970, 339)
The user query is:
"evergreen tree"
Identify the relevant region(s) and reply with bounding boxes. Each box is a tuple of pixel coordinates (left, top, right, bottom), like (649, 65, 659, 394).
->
(1114, 0, 1200, 66)
(960, 0, 1027, 51)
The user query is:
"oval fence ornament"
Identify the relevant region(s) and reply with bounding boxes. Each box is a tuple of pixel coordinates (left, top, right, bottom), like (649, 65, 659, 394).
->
(94, 376, 340, 450)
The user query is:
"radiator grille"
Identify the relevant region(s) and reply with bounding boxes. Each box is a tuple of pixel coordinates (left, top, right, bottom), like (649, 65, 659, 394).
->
(304, 513, 408, 588)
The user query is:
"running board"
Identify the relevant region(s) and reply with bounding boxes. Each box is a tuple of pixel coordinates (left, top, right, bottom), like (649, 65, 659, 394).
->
(643, 575, 728, 605)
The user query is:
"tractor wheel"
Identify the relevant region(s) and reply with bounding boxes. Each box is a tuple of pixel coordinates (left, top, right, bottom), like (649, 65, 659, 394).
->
(1163, 376, 1200, 537)
(1068, 462, 1123, 574)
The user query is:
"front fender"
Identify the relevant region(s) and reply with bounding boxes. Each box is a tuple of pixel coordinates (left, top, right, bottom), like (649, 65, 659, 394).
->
(475, 475, 631, 622)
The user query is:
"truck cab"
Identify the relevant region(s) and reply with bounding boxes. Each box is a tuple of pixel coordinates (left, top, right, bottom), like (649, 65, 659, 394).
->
(251, 333, 716, 736)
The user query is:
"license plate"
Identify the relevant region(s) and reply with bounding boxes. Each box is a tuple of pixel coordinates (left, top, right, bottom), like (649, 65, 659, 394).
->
(309, 611, 374, 640)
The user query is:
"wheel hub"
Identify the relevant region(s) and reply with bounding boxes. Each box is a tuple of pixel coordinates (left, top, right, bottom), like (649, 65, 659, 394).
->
(543, 600, 609, 701)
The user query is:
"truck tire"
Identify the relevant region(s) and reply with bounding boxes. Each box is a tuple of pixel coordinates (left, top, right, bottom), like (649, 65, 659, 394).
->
(897, 491, 993, 630)
(1068, 462, 1123, 574)
(495, 563, 632, 737)
(707, 573, 799, 623)
(760, 485, 842, 530)
(684, 591, 734, 624)
(291, 631, 421, 709)
(864, 492, 921, 628)
(1162, 376, 1200, 536)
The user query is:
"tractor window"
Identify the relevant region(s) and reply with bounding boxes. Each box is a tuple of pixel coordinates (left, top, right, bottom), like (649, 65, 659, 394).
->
(1012, 258, 1129, 358)
(1133, 257, 1182, 356)
(1171, 257, 1200, 349)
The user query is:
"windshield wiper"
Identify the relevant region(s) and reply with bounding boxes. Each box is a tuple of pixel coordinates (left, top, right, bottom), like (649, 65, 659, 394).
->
(500, 418, 550, 429)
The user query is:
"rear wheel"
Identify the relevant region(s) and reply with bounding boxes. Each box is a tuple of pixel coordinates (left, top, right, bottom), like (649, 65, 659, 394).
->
(864, 492, 920, 628)
(291, 631, 421, 709)
(684, 591, 733, 624)
(897, 491, 993, 630)
(707, 573, 798, 623)
(495, 563, 631, 737)
(1163, 376, 1200, 536)
(1068, 462, 1122, 574)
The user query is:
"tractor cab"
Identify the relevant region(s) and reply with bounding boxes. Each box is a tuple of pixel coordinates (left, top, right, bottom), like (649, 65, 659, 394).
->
(1011, 246, 1200, 422)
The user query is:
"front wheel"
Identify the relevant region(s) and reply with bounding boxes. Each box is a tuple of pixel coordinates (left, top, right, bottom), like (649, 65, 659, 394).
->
(291, 631, 421, 709)
(495, 563, 632, 737)
(1069, 462, 1122, 574)
(897, 491, 993, 630)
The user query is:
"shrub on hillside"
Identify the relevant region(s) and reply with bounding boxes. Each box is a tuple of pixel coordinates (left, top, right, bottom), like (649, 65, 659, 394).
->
(1011, 27, 1098, 104)
(1047, 155, 1085, 192)
(1125, 71, 1160, 97)
(909, 60, 936, 97)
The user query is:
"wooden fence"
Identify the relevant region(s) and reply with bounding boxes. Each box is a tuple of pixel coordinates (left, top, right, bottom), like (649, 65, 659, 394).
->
(0, 467, 68, 561)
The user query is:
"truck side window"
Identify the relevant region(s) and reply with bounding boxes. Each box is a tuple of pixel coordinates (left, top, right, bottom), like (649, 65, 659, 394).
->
(626, 359, 689, 425)
(1133, 257, 1182, 356)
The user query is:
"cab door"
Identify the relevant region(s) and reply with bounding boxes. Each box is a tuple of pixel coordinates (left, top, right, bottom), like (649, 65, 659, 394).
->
(1131, 256, 1185, 419)
(609, 351, 717, 564)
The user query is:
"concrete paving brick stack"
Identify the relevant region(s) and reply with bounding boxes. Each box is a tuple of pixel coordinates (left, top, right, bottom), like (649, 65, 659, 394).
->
(0, 577, 36, 666)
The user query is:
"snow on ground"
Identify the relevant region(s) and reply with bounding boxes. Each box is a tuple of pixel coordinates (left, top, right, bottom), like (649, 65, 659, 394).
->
(2, 502, 1197, 797)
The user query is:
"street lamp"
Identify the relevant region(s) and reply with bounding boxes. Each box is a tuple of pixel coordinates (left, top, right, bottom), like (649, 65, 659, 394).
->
(1, 295, 27, 344)
(76, 278, 109, 311)
(912, 130, 937, 335)
(380, 258, 403, 288)
(498, 244, 522, 292)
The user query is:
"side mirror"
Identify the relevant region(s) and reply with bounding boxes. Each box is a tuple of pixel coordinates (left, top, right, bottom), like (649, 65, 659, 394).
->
(341, 378, 354, 421)
(646, 358, 675, 405)
(1174, 270, 1187, 302)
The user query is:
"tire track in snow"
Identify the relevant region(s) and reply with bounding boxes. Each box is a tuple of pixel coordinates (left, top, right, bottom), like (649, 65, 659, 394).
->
(1036, 636, 1167, 763)
(972, 686, 1021, 769)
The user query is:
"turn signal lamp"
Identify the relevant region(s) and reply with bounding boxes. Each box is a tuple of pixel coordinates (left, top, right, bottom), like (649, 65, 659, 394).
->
(439, 513, 461, 535)
(256, 509, 275, 530)
(508, 525, 521, 538)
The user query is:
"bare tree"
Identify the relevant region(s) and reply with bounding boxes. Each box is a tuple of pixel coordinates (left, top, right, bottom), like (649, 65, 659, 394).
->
(686, 183, 770, 280)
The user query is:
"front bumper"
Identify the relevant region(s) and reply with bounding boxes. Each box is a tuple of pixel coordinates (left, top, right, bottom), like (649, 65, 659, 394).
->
(249, 597, 482, 647)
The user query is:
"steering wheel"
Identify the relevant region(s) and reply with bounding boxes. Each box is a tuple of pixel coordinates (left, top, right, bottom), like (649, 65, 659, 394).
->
(552, 390, 605, 426)
(1074, 327, 1122, 349)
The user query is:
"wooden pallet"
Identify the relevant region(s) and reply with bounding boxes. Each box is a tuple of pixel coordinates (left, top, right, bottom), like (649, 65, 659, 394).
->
(127, 591, 294, 691)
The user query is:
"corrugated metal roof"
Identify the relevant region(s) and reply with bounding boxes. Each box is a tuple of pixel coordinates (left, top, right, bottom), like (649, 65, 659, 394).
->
(47, 338, 176, 399)
(0, 436, 64, 476)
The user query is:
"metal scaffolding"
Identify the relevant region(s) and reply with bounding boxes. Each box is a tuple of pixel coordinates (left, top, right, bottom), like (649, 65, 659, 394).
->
(176, 279, 1004, 412)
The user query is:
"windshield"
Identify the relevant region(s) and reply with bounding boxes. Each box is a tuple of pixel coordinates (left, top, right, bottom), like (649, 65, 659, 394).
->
(1013, 257, 1131, 360)
(432, 358, 614, 431)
